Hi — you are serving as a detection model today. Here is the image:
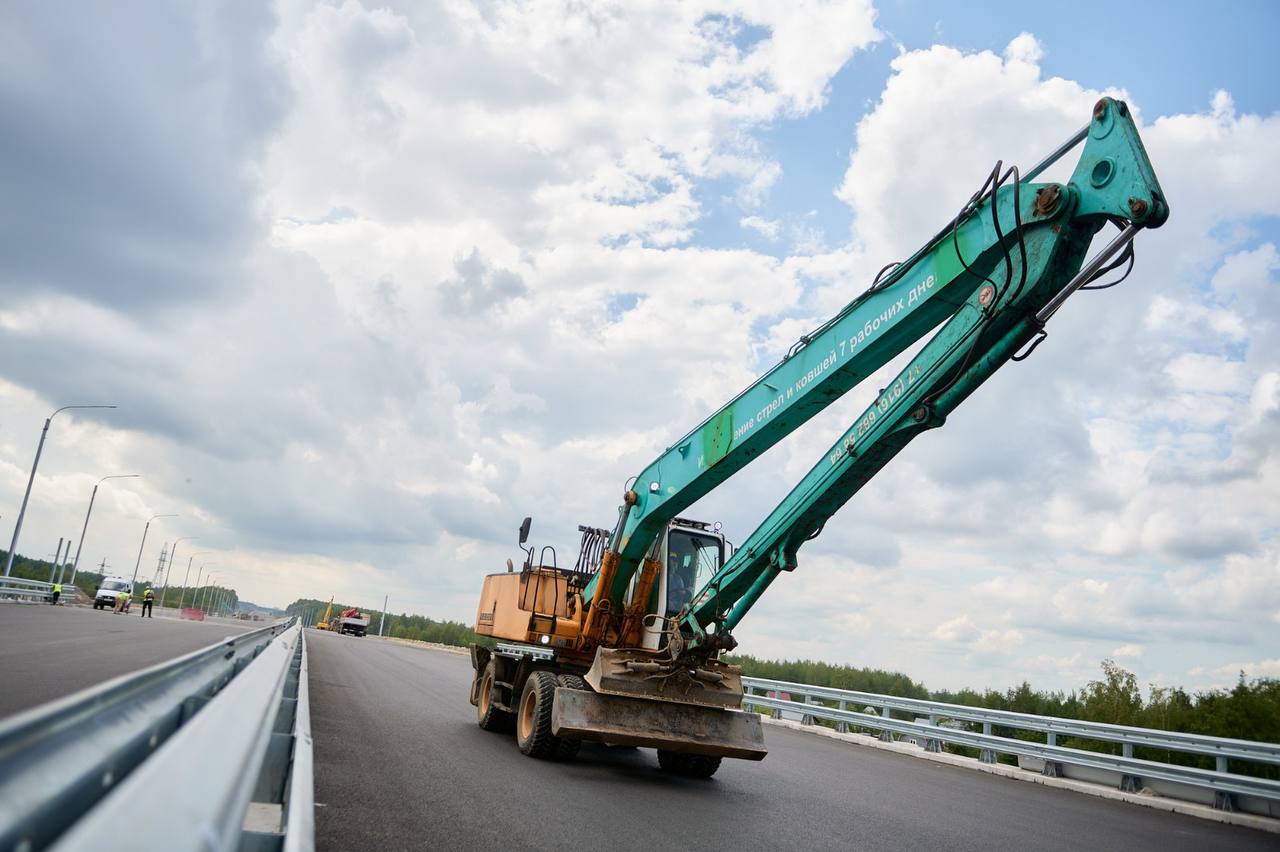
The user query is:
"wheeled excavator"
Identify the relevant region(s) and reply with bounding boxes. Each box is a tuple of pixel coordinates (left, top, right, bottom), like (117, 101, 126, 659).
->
(469, 98, 1168, 777)
(315, 596, 334, 631)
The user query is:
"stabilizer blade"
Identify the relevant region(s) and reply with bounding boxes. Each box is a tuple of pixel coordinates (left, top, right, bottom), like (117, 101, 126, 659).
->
(552, 687, 767, 760)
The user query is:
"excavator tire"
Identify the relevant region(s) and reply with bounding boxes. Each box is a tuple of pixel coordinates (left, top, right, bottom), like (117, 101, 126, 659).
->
(553, 674, 587, 761)
(476, 662, 513, 732)
(657, 749, 722, 779)
(516, 670, 562, 758)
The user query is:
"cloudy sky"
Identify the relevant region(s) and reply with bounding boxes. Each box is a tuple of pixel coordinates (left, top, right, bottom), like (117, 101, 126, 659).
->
(2, 0, 1277, 692)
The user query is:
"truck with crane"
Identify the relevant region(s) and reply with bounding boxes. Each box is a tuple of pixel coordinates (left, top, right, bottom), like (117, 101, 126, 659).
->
(334, 607, 370, 637)
(468, 97, 1168, 777)
(313, 597, 370, 636)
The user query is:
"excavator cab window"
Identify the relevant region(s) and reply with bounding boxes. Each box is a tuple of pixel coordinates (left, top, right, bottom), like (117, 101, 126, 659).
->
(664, 529, 722, 618)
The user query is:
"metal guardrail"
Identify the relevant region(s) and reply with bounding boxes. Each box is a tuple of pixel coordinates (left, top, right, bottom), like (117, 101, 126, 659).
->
(0, 576, 80, 602)
(742, 677, 1280, 818)
(0, 618, 314, 851)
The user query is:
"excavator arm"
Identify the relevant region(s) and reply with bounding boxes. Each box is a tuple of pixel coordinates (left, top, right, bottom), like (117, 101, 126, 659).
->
(471, 98, 1167, 770)
(583, 97, 1167, 653)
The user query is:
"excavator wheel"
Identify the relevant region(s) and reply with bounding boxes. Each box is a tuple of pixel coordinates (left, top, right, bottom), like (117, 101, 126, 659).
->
(553, 674, 587, 761)
(476, 662, 513, 732)
(516, 670, 563, 758)
(656, 749, 722, 779)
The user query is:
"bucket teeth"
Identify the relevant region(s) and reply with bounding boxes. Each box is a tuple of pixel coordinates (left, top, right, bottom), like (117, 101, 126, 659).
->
(584, 646, 746, 708)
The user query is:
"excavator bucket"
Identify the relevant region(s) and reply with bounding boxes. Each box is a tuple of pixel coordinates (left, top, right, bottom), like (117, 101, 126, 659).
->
(552, 687, 767, 759)
(584, 645, 746, 708)
(553, 646, 767, 759)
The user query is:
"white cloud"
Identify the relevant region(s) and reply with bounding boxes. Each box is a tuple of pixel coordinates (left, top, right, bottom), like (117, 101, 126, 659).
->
(1165, 353, 1250, 395)
(931, 615, 980, 643)
(1111, 644, 1143, 658)
(740, 215, 781, 240)
(1003, 32, 1044, 65)
(835, 33, 1104, 265)
(1188, 658, 1280, 687)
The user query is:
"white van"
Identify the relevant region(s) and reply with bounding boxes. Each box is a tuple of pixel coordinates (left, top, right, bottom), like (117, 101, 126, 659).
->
(94, 577, 133, 611)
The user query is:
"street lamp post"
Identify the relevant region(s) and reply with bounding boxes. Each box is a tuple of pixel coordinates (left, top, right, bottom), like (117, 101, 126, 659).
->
(131, 514, 177, 588)
(192, 565, 205, 601)
(168, 549, 209, 609)
(56, 541, 68, 584)
(70, 474, 140, 585)
(198, 575, 215, 613)
(4, 404, 118, 576)
(49, 538, 65, 583)
(193, 565, 213, 610)
(60, 541, 73, 584)
(166, 536, 197, 600)
(159, 537, 198, 607)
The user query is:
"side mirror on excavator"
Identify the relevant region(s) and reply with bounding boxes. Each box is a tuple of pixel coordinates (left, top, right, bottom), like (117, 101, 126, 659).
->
(518, 516, 532, 545)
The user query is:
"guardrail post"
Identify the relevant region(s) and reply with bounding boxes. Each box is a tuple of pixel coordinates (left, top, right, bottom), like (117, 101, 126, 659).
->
(802, 694, 815, 726)
(836, 700, 848, 734)
(878, 706, 893, 743)
(1041, 730, 1063, 776)
(1122, 742, 1133, 759)
(980, 721, 995, 763)
(1216, 756, 1228, 774)
(925, 714, 942, 752)
(1214, 791, 1237, 812)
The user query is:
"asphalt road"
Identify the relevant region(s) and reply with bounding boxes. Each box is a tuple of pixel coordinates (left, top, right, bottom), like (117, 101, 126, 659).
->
(0, 604, 251, 718)
(307, 631, 1275, 852)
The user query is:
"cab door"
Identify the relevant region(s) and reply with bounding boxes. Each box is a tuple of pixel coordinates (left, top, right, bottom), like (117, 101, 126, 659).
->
(640, 526, 724, 650)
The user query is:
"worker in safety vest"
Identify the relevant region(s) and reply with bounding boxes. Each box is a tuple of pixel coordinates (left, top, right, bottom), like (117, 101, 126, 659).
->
(114, 591, 130, 614)
(140, 587, 155, 618)
(50, 583, 62, 605)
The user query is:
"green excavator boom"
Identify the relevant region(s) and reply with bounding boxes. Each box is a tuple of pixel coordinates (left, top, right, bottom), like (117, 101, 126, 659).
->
(582, 97, 1167, 654)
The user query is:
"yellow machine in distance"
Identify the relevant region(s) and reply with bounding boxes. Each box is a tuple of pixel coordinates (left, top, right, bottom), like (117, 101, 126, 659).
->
(315, 596, 334, 631)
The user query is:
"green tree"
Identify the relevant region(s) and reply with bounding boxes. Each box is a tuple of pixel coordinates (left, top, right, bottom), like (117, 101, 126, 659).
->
(1081, 658, 1143, 726)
